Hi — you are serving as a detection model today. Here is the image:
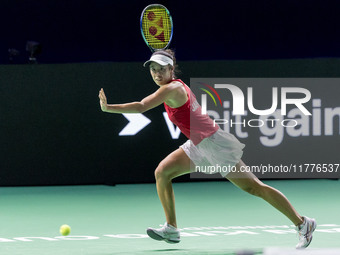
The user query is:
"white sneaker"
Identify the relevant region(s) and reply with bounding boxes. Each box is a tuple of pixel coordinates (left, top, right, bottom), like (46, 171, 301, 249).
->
(146, 222, 180, 243)
(295, 216, 317, 249)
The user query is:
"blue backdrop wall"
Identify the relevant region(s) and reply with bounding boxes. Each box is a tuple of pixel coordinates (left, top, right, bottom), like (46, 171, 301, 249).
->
(1, 59, 339, 186)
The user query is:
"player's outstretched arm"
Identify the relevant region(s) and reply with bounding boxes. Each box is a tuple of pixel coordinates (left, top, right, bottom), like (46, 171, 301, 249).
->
(98, 85, 174, 114)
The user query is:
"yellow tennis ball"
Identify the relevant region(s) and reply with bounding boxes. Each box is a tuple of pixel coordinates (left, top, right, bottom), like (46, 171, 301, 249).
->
(60, 224, 71, 236)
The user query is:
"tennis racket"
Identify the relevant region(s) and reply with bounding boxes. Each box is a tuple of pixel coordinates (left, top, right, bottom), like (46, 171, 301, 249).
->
(140, 4, 173, 52)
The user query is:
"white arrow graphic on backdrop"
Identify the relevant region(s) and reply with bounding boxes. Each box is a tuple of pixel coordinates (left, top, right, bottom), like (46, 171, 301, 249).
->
(119, 113, 151, 136)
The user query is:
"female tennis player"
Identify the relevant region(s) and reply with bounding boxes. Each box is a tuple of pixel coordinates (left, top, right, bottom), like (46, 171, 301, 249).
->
(98, 50, 316, 249)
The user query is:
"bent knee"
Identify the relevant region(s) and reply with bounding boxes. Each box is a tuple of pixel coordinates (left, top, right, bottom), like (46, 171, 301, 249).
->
(154, 162, 172, 181)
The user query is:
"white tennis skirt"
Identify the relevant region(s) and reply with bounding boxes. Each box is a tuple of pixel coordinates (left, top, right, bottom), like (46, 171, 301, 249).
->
(180, 128, 245, 177)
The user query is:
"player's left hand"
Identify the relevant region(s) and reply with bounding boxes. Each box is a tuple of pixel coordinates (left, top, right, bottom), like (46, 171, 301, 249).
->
(99, 88, 108, 112)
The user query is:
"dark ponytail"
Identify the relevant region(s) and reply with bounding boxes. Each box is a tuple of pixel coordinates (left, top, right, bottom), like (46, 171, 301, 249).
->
(165, 49, 181, 79)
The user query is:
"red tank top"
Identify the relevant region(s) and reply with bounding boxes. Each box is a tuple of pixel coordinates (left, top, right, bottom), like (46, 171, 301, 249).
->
(164, 79, 219, 145)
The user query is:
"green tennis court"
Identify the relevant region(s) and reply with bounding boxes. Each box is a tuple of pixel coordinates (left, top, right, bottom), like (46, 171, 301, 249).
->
(1, 179, 339, 254)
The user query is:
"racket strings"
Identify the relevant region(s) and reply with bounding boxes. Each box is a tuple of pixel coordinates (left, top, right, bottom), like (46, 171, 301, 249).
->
(142, 7, 172, 49)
